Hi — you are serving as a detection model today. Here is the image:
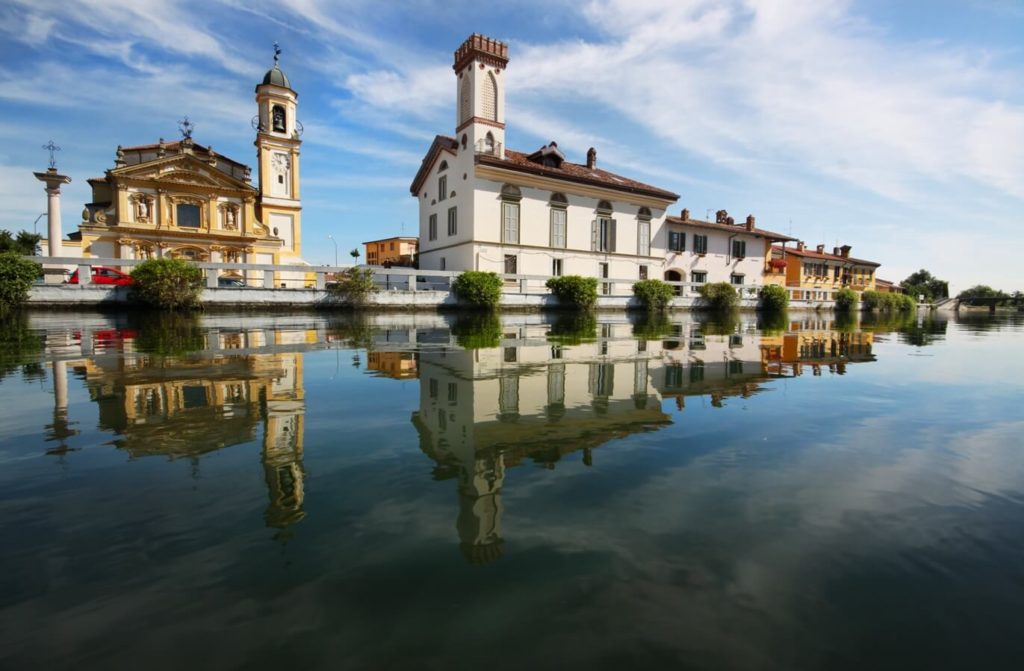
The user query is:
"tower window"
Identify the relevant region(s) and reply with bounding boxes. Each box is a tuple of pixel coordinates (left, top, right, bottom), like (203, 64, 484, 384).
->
(272, 105, 286, 132)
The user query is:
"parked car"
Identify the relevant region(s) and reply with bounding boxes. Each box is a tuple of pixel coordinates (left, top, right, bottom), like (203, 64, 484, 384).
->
(66, 266, 133, 286)
(218, 276, 247, 288)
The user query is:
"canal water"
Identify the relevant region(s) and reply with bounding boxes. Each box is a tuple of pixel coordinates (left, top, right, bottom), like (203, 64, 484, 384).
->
(1, 310, 1022, 670)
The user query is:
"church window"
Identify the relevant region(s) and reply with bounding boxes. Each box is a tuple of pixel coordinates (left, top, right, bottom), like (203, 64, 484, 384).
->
(176, 203, 200, 228)
(272, 105, 286, 132)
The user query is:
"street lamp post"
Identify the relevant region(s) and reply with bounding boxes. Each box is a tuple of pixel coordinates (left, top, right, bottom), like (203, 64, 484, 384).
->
(32, 213, 46, 235)
(327, 234, 338, 267)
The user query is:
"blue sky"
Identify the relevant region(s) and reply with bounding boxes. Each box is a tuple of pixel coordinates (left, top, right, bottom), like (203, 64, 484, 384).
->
(2, 0, 1023, 292)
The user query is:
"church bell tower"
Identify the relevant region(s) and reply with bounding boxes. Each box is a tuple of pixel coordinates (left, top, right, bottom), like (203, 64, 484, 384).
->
(453, 34, 508, 158)
(255, 43, 302, 258)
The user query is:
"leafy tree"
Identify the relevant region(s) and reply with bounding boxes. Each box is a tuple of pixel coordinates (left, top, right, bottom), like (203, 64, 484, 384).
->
(130, 258, 204, 310)
(900, 269, 949, 301)
(327, 266, 378, 307)
(632, 279, 675, 311)
(349, 248, 360, 260)
(452, 271, 502, 308)
(0, 230, 42, 256)
(0, 252, 42, 311)
(546, 275, 599, 309)
(697, 282, 738, 310)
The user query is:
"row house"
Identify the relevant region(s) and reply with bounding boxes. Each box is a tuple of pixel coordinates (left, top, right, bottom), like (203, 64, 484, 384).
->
(769, 242, 880, 301)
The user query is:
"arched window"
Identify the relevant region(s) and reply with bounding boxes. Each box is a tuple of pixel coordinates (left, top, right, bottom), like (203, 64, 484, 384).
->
(500, 184, 521, 244)
(549, 193, 568, 249)
(272, 105, 286, 132)
(593, 201, 615, 253)
(438, 160, 448, 172)
(637, 207, 651, 256)
(458, 77, 471, 124)
(597, 200, 613, 214)
(484, 132, 495, 153)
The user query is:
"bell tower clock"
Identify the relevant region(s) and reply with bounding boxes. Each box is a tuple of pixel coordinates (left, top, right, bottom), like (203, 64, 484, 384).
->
(255, 43, 302, 258)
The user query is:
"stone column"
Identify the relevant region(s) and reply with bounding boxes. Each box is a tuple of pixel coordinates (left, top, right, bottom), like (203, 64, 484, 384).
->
(33, 168, 72, 257)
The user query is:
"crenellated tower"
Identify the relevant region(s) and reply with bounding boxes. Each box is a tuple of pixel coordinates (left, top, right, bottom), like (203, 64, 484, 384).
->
(254, 43, 302, 258)
(453, 34, 508, 158)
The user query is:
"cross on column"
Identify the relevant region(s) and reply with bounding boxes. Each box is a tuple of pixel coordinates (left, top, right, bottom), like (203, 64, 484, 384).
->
(42, 140, 61, 170)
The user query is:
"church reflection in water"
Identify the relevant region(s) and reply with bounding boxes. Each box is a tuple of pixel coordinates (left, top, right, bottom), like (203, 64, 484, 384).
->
(48, 326, 309, 529)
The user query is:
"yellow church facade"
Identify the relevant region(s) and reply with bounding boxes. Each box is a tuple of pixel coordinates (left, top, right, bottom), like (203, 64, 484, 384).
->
(68, 50, 307, 282)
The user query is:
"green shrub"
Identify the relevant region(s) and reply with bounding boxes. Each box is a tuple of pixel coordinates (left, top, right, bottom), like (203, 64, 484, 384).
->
(451, 312, 502, 349)
(697, 282, 738, 310)
(452, 271, 502, 308)
(834, 287, 859, 311)
(0, 252, 41, 312)
(758, 284, 789, 312)
(0, 310, 42, 379)
(131, 258, 204, 310)
(546, 275, 598, 309)
(862, 290, 915, 313)
(327, 267, 377, 307)
(632, 279, 675, 311)
(546, 311, 598, 345)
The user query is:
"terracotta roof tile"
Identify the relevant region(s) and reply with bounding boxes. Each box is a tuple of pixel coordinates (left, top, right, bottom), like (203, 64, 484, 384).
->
(772, 245, 880, 267)
(480, 149, 679, 201)
(664, 215, 796, 241)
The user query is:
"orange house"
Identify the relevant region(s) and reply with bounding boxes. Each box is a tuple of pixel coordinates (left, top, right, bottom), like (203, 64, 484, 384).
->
(364, 236, 418, 267)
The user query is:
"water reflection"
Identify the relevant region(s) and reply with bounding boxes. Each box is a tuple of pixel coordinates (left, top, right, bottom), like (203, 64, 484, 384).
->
(40, 319, 309, 528)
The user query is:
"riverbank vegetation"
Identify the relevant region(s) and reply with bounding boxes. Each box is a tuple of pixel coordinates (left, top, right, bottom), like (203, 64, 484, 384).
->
(327, 267, 377, 307)
(546, 275, 598, 309)
(452, 271, 502, 309)
(862, 290, 915, 312)
(758, 284, 788, 312)
(632, 279, 675, 311)
(698, 282, 739, 310)
(130, 258, 205, 310)
(0, 253, 42, 312)
(834, 287, 859, 311)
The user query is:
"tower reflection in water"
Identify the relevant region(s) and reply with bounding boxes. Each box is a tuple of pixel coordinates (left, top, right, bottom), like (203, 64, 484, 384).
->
(413, 314, 877, 564)
(49, 322, 309, 529)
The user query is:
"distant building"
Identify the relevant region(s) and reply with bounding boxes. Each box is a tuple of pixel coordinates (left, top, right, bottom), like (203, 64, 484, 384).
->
(770, 242, 880, 301)
(663, 209, 794, 295)
(410, 34, 680, 282)
(43, 47, 309, 284)
(364, 236, 418, 267)
(874, 278, 906, 294)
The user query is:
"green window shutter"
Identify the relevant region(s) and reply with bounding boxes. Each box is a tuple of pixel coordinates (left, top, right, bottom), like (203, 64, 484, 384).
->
(591, 220, 598, 251)
(609, 219, 617, 252)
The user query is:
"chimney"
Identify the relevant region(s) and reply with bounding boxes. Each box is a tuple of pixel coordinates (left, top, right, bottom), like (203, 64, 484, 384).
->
(745, 215, 755, 231)
(816, 244, 825, 254)
(797, 241, 805, 252)
(833, 246, 841, 256)
(681, 208, 690, 221)
(716, 209, 728, 224)
(586, 147, 597, 170)
(840, 245, 851, 258)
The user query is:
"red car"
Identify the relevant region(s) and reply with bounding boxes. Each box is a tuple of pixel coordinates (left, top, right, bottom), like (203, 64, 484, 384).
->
(66, 266, 134, 286)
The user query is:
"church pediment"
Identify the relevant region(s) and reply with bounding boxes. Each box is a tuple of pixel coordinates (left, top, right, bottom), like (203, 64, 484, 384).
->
(110, 154, 256, 192)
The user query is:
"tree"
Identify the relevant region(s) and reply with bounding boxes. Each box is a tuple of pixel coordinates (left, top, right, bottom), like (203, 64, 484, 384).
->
(349, 248, 360, 261)
(957, 284, 1008, 306)
(130, 258, 205, 309)
(0, 230, 43, 256)
(900, 269, 948, 301)
(0, 252, 42, 311)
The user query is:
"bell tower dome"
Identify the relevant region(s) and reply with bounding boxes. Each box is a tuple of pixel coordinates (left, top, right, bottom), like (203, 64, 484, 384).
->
(254, 43, 302, 257)
(453, 34, 508, 159)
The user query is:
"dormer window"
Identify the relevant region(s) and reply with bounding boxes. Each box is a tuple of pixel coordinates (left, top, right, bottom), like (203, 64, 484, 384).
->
(528, 142, 566, 168)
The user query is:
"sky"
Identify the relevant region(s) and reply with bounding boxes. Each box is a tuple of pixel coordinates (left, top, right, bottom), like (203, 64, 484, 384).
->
(2, 0, 1023, 292)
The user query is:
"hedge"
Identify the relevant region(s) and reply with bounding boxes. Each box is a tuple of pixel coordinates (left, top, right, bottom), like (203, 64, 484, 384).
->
(131, 258, 204, 309)
(546, 275, 598, 309)
(452, 271, 502, 308)
(632, 279, 675, 311)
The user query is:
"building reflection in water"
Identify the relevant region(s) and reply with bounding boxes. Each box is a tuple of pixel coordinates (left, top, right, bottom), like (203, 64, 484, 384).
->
(47, 325, 309, 529)
(414, 314, 878, 563)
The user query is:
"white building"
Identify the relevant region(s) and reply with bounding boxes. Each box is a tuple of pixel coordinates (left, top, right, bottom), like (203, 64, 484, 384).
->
(663, 209, 795, 296)
(410, 34, 680, 286)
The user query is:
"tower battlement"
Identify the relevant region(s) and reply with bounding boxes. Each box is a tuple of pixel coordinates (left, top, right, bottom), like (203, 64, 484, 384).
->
(453, 33, 509, 72)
